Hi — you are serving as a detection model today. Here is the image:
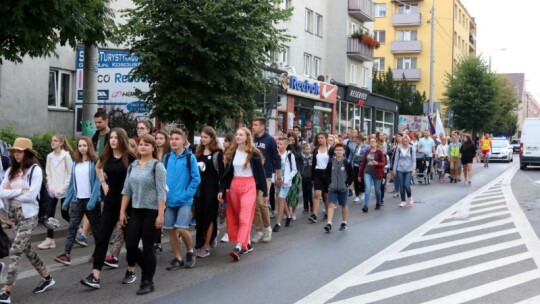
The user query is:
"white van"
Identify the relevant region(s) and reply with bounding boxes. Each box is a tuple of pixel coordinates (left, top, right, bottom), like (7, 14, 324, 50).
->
(520, 118, 540, 170)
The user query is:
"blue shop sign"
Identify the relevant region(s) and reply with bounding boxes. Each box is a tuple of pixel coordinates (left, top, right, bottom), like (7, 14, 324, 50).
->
(288, 76, 320, 96)
(126, 101, 152, 113)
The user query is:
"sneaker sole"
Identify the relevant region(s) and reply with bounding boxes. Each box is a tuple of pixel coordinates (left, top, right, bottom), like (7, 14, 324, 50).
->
(196, 253, 210, 258)
(184, 261, 196, 268)
(308, 218, 317, 223)
(166, 265, 183, 271)
(230, 252, 240, 261)
(104, 262, 119, 269)
(34, 279, 55, 293)
(75, 241, 88, 247)
(122, 276, 137, 284)
(37, 245, 56, 250)
(54, 257, 71, 266)
(80, 279, 100, 289)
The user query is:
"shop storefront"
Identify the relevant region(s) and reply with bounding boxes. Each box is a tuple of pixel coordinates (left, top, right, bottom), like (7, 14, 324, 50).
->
(278, 74, 337, 143)
(342, 85, 400, 137)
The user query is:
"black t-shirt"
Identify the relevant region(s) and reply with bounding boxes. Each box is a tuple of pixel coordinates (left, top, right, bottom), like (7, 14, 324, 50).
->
(103, 155, 136, 197)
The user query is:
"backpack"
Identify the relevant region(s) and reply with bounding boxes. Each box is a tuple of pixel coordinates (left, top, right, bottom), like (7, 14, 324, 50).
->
(0, 141, 11, 172)
(164, 151, 219, 176)
(301, 155, 313, 180)
(28, 165, 52, 214)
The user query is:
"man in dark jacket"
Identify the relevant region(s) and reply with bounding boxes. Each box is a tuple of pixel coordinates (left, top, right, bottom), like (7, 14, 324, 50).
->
(251, 117, 281, 244)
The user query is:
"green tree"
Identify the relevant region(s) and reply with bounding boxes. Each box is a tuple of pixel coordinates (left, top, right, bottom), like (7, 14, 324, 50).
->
(122, 0, 292, 138)
(372, 69, 424, 115)
(488, 75, 519, 136)
(0, 0, 115, 63)
(443, 56, 499, 140)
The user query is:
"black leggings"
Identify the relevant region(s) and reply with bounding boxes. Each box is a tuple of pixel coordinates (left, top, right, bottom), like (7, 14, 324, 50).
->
(47, 197, 69, 238)
(92, 197, 121, 271)
(302, 179, 313, 210)
(125, 208, 159, 283)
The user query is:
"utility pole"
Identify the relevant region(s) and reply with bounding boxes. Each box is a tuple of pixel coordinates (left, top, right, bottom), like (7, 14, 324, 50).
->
(428, 0, 435, 117)
(81, 45, 98, 136)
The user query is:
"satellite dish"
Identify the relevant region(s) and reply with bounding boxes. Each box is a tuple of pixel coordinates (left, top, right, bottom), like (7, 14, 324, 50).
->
(317, 75, 325, 81)
(330, 79, 337, 85)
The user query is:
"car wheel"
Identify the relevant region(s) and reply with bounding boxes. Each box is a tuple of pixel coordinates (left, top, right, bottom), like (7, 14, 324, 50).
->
(520, 164, 527, 170)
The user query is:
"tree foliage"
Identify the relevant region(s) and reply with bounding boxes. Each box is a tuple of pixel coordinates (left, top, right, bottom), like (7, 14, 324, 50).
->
(0, 0, 115, 63)
(372, 68, 424, 115)
(443, 56, 499, 139)
(122, 0, 292, 136)
(488, 75, 519, 136)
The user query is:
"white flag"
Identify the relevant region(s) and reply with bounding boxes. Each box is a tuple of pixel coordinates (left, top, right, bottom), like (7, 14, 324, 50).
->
(435, 110, 446, 138)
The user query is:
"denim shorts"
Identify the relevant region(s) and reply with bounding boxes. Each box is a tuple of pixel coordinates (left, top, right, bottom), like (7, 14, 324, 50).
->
(164, 205, 191, 229)
(277, 186, 291, 199)
(329, 190, 348, 206)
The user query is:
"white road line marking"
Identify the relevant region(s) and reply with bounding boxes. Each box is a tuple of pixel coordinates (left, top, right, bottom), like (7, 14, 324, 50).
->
(358, 239, 524, 285)
(437, 211, 510, 228)
(295, 168, 516, 304)
(468, 200, 505, 209)
(514, 294, 540, 304)
(330, 252, 533, 304)
(470, 198, 505, 206)
(466, 205, 508, 216)
(417, 218, 514, 241)
(390, 228, 519, 260)
(474, 193, 505, 200)
(422, 269, 540, 304)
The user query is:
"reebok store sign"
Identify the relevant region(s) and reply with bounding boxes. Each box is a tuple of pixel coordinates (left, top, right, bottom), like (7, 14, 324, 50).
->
(285, 74, 337, 103)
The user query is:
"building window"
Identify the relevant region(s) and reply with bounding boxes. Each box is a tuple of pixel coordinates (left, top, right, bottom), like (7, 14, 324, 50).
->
(396, 58, 417, 69)
(315, 14, 323, 36)
(349, 63, 357, 84)
(376, 110, 395, 136)
(351, 22, 359, 35)
(273, 45, 290, 68)
(397, 30, 417, 41)
(361, 68, 369, 88)
(397, 3, 418, 14)
(305, 9, 314, 33)
(313, 57, 321, 77)
(363, 107, 372, 134)
(303, 53, 312, 76)
(374, 58, 385, 71)
(280, 0, 292, 9)
(374, 4, 386, 17)
(374, 30, 386, 44)
(48, 70, 72, 109)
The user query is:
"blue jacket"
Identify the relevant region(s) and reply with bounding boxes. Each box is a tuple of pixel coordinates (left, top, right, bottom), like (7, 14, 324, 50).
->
(164, 149, 201, 207)
(63, 160, 101, 210)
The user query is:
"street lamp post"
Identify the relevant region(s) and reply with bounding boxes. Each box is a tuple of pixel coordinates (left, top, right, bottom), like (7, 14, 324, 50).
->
(488, 48, 506, 72)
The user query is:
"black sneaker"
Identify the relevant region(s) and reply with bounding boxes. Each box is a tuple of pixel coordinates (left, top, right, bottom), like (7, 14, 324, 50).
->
(340, 223, 348, 231)
(153, 244, 163, 254)
(185, 252, 196, 268)
(122, 270, 137, 284)
(324, 223, 332, 233)
(362, 206, 368, 213)
(230, 247, 241, 261)
(0, 290, 10, 304)
(308, 214, 318, 223)
(272, 224, 281, 232)
(375, 204, 381, 210)
(285, 217, 291, 227)
(136, 280, 155, 295)
(323, 213, 328, 220)
(33, 277, 55, 293)
(241, 243, 253, 254)
(80, 274, 100, 289)
(166, 258, 184, 270)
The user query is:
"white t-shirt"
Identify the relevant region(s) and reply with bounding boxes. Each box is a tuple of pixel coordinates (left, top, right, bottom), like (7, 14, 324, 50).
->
(233, 150, 253, 177)
(75, 161, 91, 199)
(436, 143, 450, 158)
(315, 149, 329, 170)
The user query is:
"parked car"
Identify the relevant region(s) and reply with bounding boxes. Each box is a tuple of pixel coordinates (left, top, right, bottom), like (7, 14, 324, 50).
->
(520, 118, 540, 170)
(489, 138, 513, 163)
(510, 139, 520, 153)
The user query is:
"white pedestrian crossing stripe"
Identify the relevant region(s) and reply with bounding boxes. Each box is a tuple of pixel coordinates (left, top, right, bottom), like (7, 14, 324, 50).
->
(297, 166, 540, 304)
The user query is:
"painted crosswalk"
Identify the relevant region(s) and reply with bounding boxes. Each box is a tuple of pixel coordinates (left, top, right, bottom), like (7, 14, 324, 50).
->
(297, 166, 540, 304)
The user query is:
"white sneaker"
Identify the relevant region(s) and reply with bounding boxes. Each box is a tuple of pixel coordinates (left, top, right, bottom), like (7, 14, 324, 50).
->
(354, 196, 360, 202)
(408, 197, 414, 206)
(220, 233, 229, 243)
(37, 238, 56, 250)
(251, 232, 263, 244)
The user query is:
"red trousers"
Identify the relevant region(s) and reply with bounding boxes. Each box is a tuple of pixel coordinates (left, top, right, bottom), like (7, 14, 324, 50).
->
(226, 176, 257, 250)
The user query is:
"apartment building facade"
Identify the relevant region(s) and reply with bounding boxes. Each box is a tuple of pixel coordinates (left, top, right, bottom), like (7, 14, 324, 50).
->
(371, 0, 476, 121)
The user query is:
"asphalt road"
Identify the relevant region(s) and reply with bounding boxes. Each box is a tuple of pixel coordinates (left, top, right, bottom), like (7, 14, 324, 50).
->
(4, 155, 540, 304)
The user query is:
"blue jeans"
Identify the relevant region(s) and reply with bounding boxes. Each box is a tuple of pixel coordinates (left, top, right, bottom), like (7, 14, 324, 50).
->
(363, 173, 382, 207)
(393, 171, 401, 192)
(397, 171, 412, 202)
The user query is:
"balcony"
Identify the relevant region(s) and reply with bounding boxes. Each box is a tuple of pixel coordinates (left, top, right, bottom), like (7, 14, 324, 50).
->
(347, 37, 374, 62)
(392, 13, 422, 26)
(348, 0, 375, 22)
(392, 69, 421, 81)
(391, 40, 422, 53)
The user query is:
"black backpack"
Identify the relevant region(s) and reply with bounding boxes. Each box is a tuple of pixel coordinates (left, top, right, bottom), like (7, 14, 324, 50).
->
(0, 141, 11, 172)
(28, 165, 52, 214)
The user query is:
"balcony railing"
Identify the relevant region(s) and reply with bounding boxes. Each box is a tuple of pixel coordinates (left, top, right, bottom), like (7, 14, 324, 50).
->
(347, 37, 374, 62)
(392, 13, 422, 26)
(391, 40, 422, 53)
(348, 0, 375, 22)
(392, 69, 421, 81)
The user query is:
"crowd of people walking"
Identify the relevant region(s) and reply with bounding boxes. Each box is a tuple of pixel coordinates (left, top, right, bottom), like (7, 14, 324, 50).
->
(0, 111, 488, 302)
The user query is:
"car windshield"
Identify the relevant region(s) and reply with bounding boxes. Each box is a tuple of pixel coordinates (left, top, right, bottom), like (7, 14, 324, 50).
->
(492, 140, 507, 148)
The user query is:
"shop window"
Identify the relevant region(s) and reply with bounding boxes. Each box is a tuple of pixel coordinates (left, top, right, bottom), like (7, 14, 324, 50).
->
(363, 107, 372, 134)
(375, 109, 395, 136)
(48, 69, 72, 109)
(294, 97, 333, 143)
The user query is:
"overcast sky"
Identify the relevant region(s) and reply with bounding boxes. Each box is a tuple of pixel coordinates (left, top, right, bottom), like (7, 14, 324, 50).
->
(460, 0, 540, 100)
